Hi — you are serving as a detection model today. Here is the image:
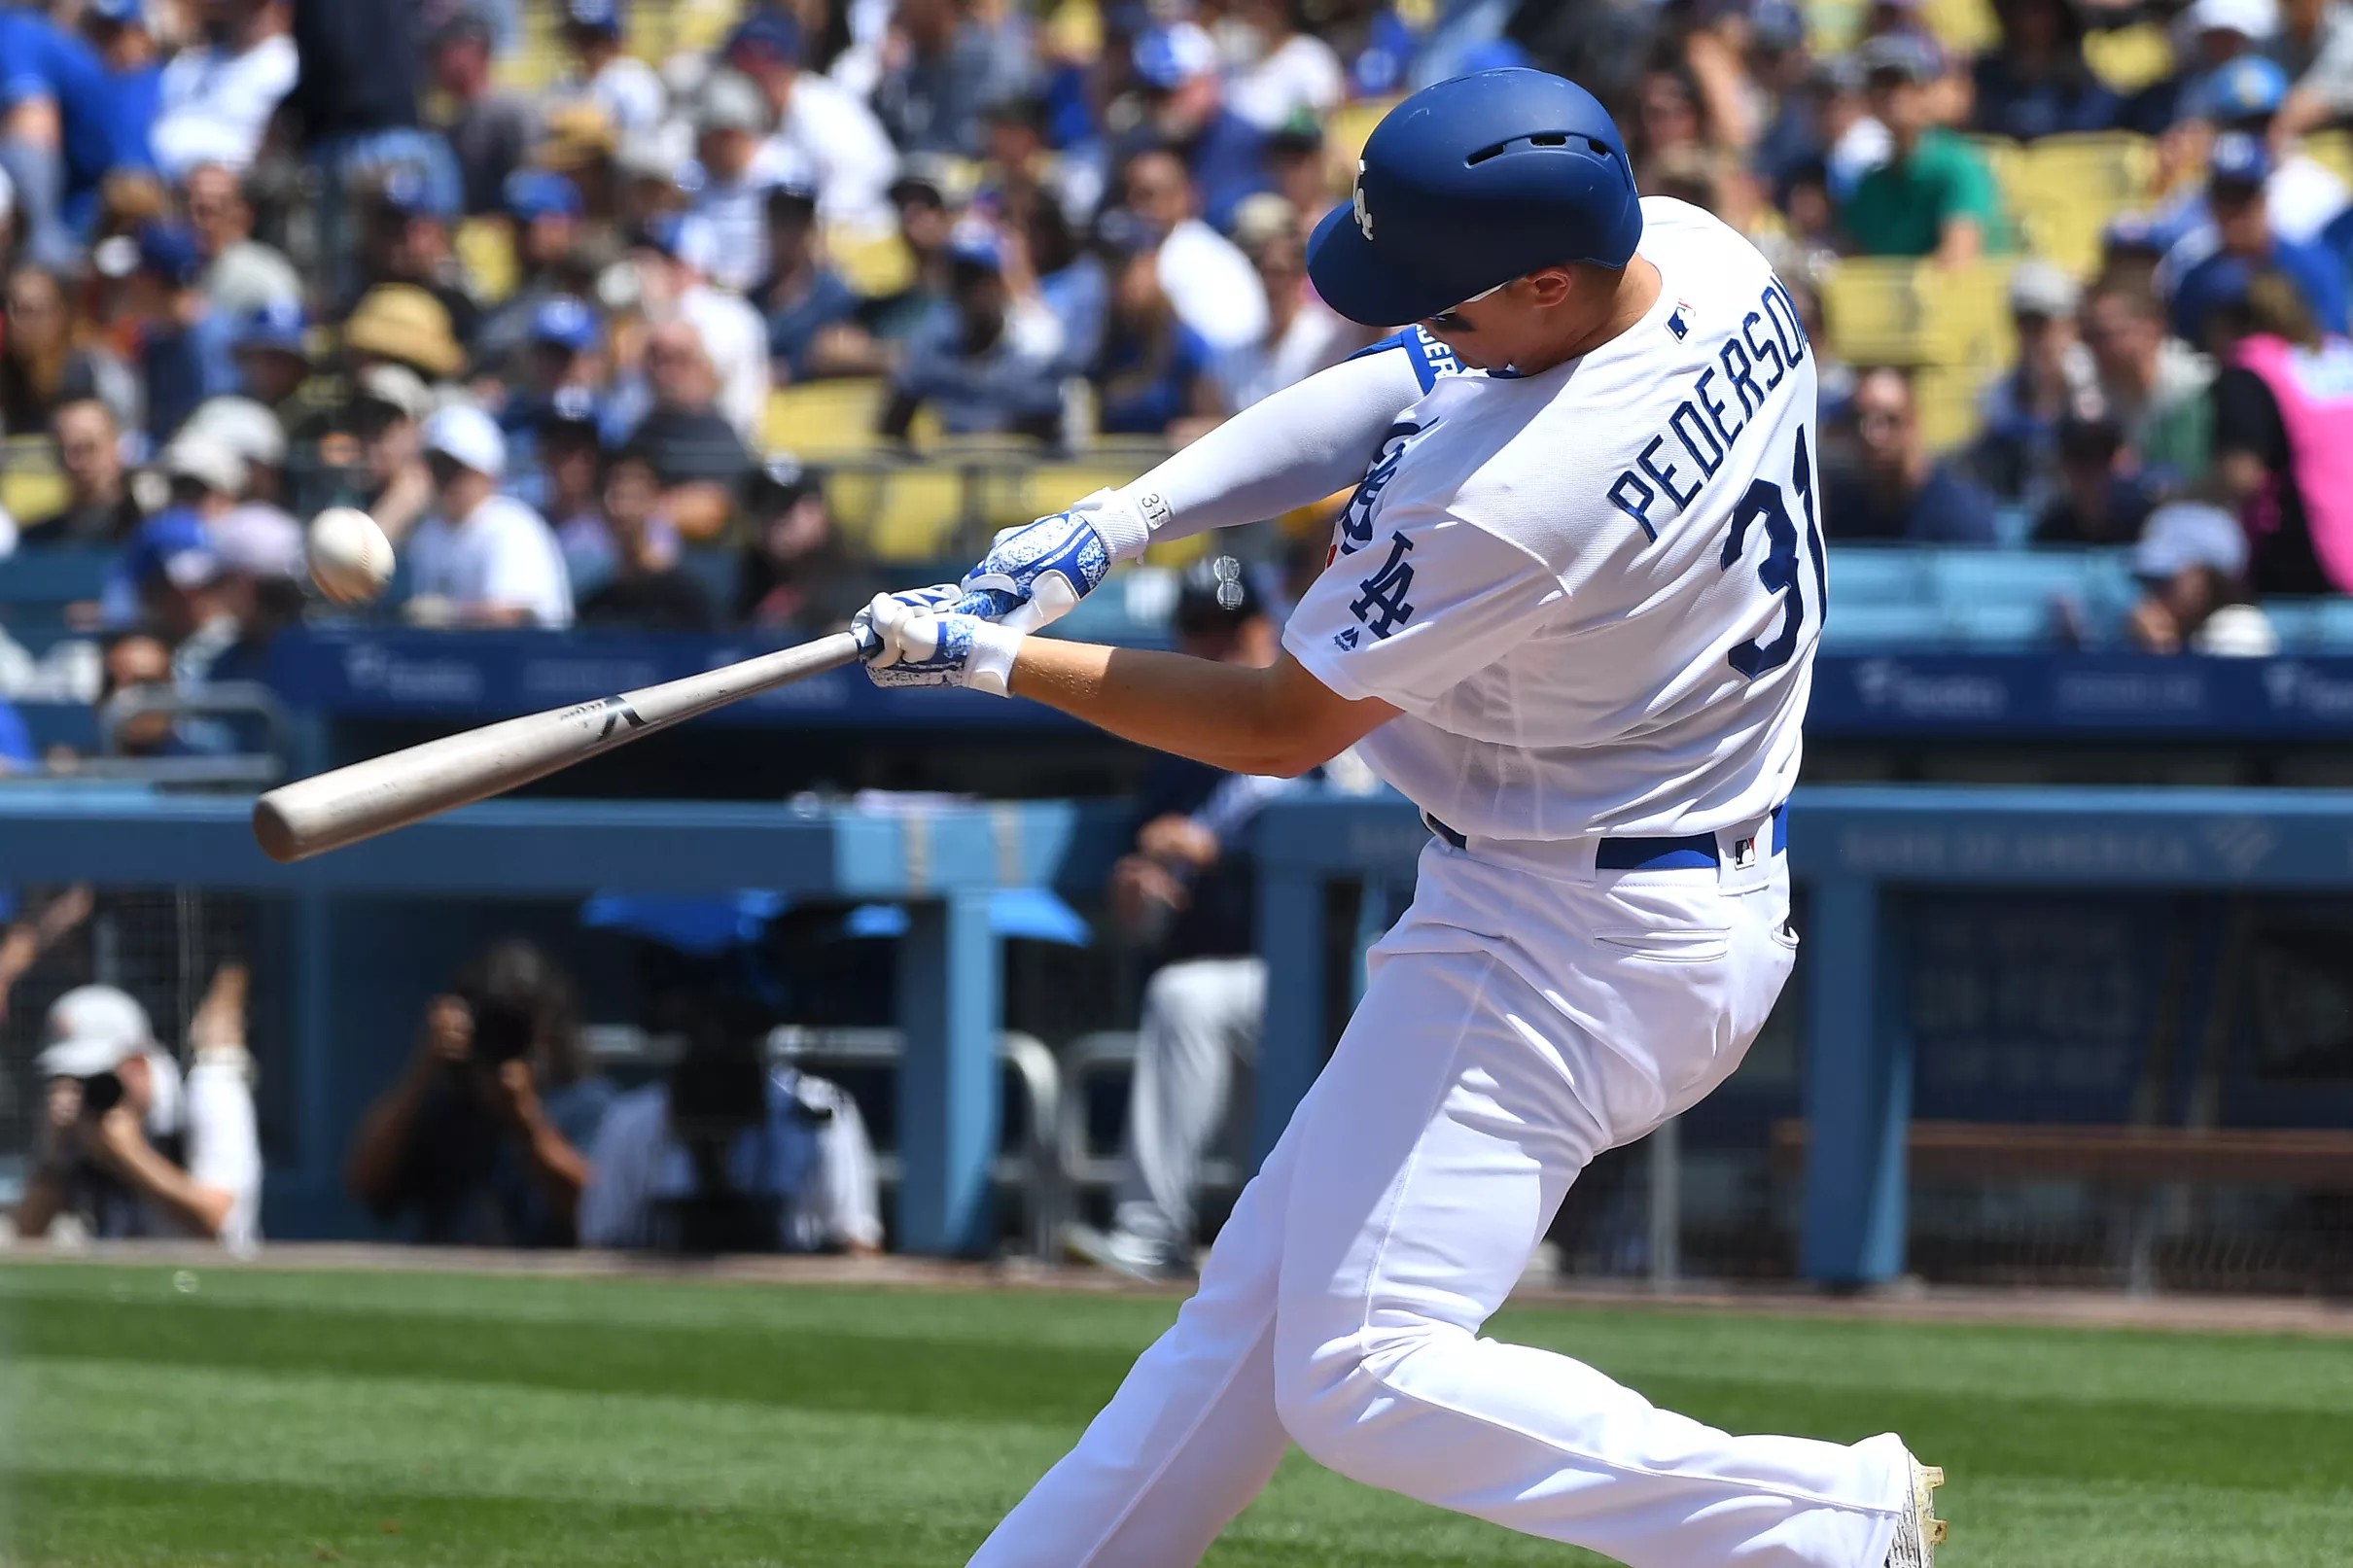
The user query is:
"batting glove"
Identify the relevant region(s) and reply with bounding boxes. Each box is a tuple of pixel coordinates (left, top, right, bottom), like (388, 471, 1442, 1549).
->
(958, 490, 1149, 633)
(858, 588, 1026, 696)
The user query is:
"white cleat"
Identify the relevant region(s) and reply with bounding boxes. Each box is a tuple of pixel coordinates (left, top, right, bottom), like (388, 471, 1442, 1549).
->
(1884, 1453, 1948, 1568)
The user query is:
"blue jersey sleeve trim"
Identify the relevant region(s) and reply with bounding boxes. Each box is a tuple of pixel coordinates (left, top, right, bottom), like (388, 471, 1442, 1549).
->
(1345, 326, 1454, 394)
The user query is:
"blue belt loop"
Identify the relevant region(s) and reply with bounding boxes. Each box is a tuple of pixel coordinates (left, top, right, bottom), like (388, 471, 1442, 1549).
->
(1423, 803, 1788, 871)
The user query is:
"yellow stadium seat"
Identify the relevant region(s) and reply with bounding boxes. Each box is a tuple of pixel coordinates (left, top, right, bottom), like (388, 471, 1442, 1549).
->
(2302, 130, 2353, 189)
(454, 217, 520, 305)
(1142, 532, 1212, 569)
(988, 459, 1155, 531)
(765, 379, 890, 461)
(2085, 24, 2176, 94)
(1913, 365, 1988, 456)
(1923, 0, 1999, 53)
(1819, 260, 2015, 369)
(825, 466, 970, 564)
(828, 228, 918, 298)
(0, 439, 66, 526)
(2008, 132, 2156, 276)
(632, 0, 737, 58)
(1969, 136, 2025, 206)
(1326, 98, 1398, 165)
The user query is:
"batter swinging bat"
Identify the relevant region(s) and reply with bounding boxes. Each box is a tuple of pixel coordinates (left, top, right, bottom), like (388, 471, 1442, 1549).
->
(252, 629, 868, 863)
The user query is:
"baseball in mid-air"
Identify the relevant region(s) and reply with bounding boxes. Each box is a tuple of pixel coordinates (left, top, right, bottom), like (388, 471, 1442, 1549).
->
(306, 507, 394, 605)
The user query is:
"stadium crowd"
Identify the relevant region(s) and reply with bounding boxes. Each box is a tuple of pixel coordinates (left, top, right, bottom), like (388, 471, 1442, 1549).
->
(0, 0, 2346, 674)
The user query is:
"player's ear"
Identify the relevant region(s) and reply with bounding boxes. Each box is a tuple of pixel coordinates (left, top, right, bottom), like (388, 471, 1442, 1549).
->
(1525, 267, 1577, 308)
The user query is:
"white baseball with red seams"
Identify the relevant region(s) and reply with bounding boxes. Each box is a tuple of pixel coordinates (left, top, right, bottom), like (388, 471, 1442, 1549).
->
(305, 507, 395, 605)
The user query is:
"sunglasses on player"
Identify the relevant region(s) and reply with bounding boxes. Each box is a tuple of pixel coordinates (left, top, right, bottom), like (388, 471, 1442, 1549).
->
(1422, 276, 1515, 331)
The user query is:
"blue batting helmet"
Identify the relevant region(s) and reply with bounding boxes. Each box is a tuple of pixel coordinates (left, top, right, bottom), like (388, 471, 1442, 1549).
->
(1307, 69, 1642, 327)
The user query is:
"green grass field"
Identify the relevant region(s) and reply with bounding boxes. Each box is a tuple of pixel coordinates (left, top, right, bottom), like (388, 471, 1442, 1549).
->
(4, 1262, 2349, 1567)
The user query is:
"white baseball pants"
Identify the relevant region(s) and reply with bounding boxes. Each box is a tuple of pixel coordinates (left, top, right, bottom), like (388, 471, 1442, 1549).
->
(970, 832, 1911, 1568)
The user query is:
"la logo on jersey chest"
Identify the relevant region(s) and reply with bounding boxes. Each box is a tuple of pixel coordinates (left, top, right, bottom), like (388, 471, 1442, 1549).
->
(1329, 418, 1433, 566)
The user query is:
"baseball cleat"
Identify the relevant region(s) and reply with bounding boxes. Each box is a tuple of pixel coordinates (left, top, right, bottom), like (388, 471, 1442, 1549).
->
(1884, 1453, 1947, 1567)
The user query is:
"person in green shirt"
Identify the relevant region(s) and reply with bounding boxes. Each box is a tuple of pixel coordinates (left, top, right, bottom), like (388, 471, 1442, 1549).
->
(1841, 33, 2005, 264)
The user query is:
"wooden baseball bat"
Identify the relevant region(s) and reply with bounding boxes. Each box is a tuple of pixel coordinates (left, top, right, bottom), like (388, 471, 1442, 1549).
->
(253, 630, 868, 863)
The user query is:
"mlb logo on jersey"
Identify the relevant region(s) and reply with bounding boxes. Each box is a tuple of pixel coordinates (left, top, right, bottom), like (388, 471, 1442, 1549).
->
(1668, 299, 1695, 340)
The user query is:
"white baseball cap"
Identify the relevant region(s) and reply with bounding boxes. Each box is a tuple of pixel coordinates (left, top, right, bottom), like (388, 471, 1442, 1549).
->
(184, 396, 289, 470)
(162, 434, 250, 498)
(422, 403, 508, 479)
(2134, 501, 2248, 580)
(36, 985, 156, 1080)
(2186, 0, 2277, 39)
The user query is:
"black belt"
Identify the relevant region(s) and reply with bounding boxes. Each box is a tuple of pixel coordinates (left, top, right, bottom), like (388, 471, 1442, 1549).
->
(1422, 805, 1789, 871)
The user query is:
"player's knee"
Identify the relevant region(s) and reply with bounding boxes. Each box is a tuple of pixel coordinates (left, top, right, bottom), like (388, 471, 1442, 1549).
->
(1141, 962, 1223, 1037)
(1270, 1325, 1444, 1486)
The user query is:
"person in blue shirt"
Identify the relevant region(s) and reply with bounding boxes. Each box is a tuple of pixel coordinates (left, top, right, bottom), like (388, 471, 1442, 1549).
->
(1094, 246, 1222, 437)
(1122, 23, 1266, 234)
(1824, 366, 2003, 543)
(2168, 136, 2348, 347)
(1971, 0, 2121, 141)
(0, 1, 127, 261)
(754, 181, 862, 383)
(127, 225, 240, 445)
(79, 0, 160, 181)
(880, 225, 1066, 441)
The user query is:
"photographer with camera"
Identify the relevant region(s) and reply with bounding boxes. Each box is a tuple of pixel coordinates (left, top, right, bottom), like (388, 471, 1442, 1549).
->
(344, 939, 615, 1246)
(16, 970, 261, 1247)
(579, 1000, 881, 1257)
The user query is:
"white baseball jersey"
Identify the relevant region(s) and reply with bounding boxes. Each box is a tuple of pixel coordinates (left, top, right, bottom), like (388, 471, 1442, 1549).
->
(1282, 198, 1823, 843)
(408, 495, 576, 628)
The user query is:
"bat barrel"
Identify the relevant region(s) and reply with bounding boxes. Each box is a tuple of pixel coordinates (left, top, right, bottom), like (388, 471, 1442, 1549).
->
(252, 631, 865, 862)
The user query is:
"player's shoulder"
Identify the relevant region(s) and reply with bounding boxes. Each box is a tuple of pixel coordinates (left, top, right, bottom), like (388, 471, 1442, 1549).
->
(1346, 324, 1479, 395)
(1637, 196, 1774, 281)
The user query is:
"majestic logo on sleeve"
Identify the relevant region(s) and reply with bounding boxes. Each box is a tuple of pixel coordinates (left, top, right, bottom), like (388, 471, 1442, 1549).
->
(1352, 162, 1374, 240)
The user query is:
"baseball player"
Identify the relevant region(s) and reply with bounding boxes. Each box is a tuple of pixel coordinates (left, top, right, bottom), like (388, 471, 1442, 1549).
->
(858, 69, 1947, 1568)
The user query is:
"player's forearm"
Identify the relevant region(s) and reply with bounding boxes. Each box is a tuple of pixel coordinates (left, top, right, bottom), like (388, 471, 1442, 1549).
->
(1009, 640, 1385, 777)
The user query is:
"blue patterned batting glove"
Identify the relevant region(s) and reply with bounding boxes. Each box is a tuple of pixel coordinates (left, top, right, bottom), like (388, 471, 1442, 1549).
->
(959, 511, 1114, 632)
(860, 589, 1025, 695)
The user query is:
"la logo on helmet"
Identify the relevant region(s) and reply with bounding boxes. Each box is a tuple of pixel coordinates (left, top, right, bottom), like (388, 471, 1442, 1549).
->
(1352, 161, 1374, 240)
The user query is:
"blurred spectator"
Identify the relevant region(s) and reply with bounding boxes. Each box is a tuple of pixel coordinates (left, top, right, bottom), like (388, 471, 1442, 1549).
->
(474, 171, 590, 368)
(183, 393, 294, 512)
(1065, 560, 1285, 1282)
(627, 217, 770, 448)
(2150, 58, 2349, 292)
(125, 223, 239, 443)
(22, 396, 140, 546)
(1973, 261, 2099, 506)
(230, 297, 313, 411)
(755, 181, 863, 382)
(343, 363, 437, 542)
(1118, 148, 1269, 355)
(18, 973, 261, 1246)
(103, 447, 241, 636)
(2083, 278, 2216, 484)
(350, 166, 485, 351)
(881, 224, 1064, 440)
(1973, 0, 2123, 141)
(2126, 0, 2279, 133)
(1124, 22, 1269, 236)
(407, 404, 575, 626)
(2207, 267, 2353, 594)
(2274, 0, 2353, 139)
(1260, 110, 1331, 228)
(1844, 34, 2003, 264)
(870, 0, 1036, 158)
(621, 321, 754, 541)
(736, 455, 861, 632)
(344, 280, 470, 385)
(1227, 198, 1359, 406)
(1095, 246, 1223, 439)
(0, 0, 125, 266)
(2168, 135, 2348, 344)
(578, 458, 716, 632)
(97, 631, 178, 757)
(185, 161, 299, 317)
(579, 1007, 883, 1255)
(1, 262, 131, 437)
(1225, 0, 1347, 133)
(151, 0, 298, 180)
(2033, 413, 2161, 544)
(532, 392, 613, 591)
(346, 940, 615, 1247)
(2128, 499, 2279, 652)
(554, 0, 665, 137)
(1016, 185, 1106, 375)
(722, 7, 898, 231)
(429, 5, 541, 216)
(1827, 366, 2003, 541)
(684, 70, 793, 296)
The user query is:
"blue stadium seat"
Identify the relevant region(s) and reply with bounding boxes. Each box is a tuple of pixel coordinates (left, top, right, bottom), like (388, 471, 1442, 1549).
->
(0, 546, 112, 610)
(1923, 549, 2115, 613)
(1944, 597, 2055, 648)
(2307, 600, 2353, 652)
